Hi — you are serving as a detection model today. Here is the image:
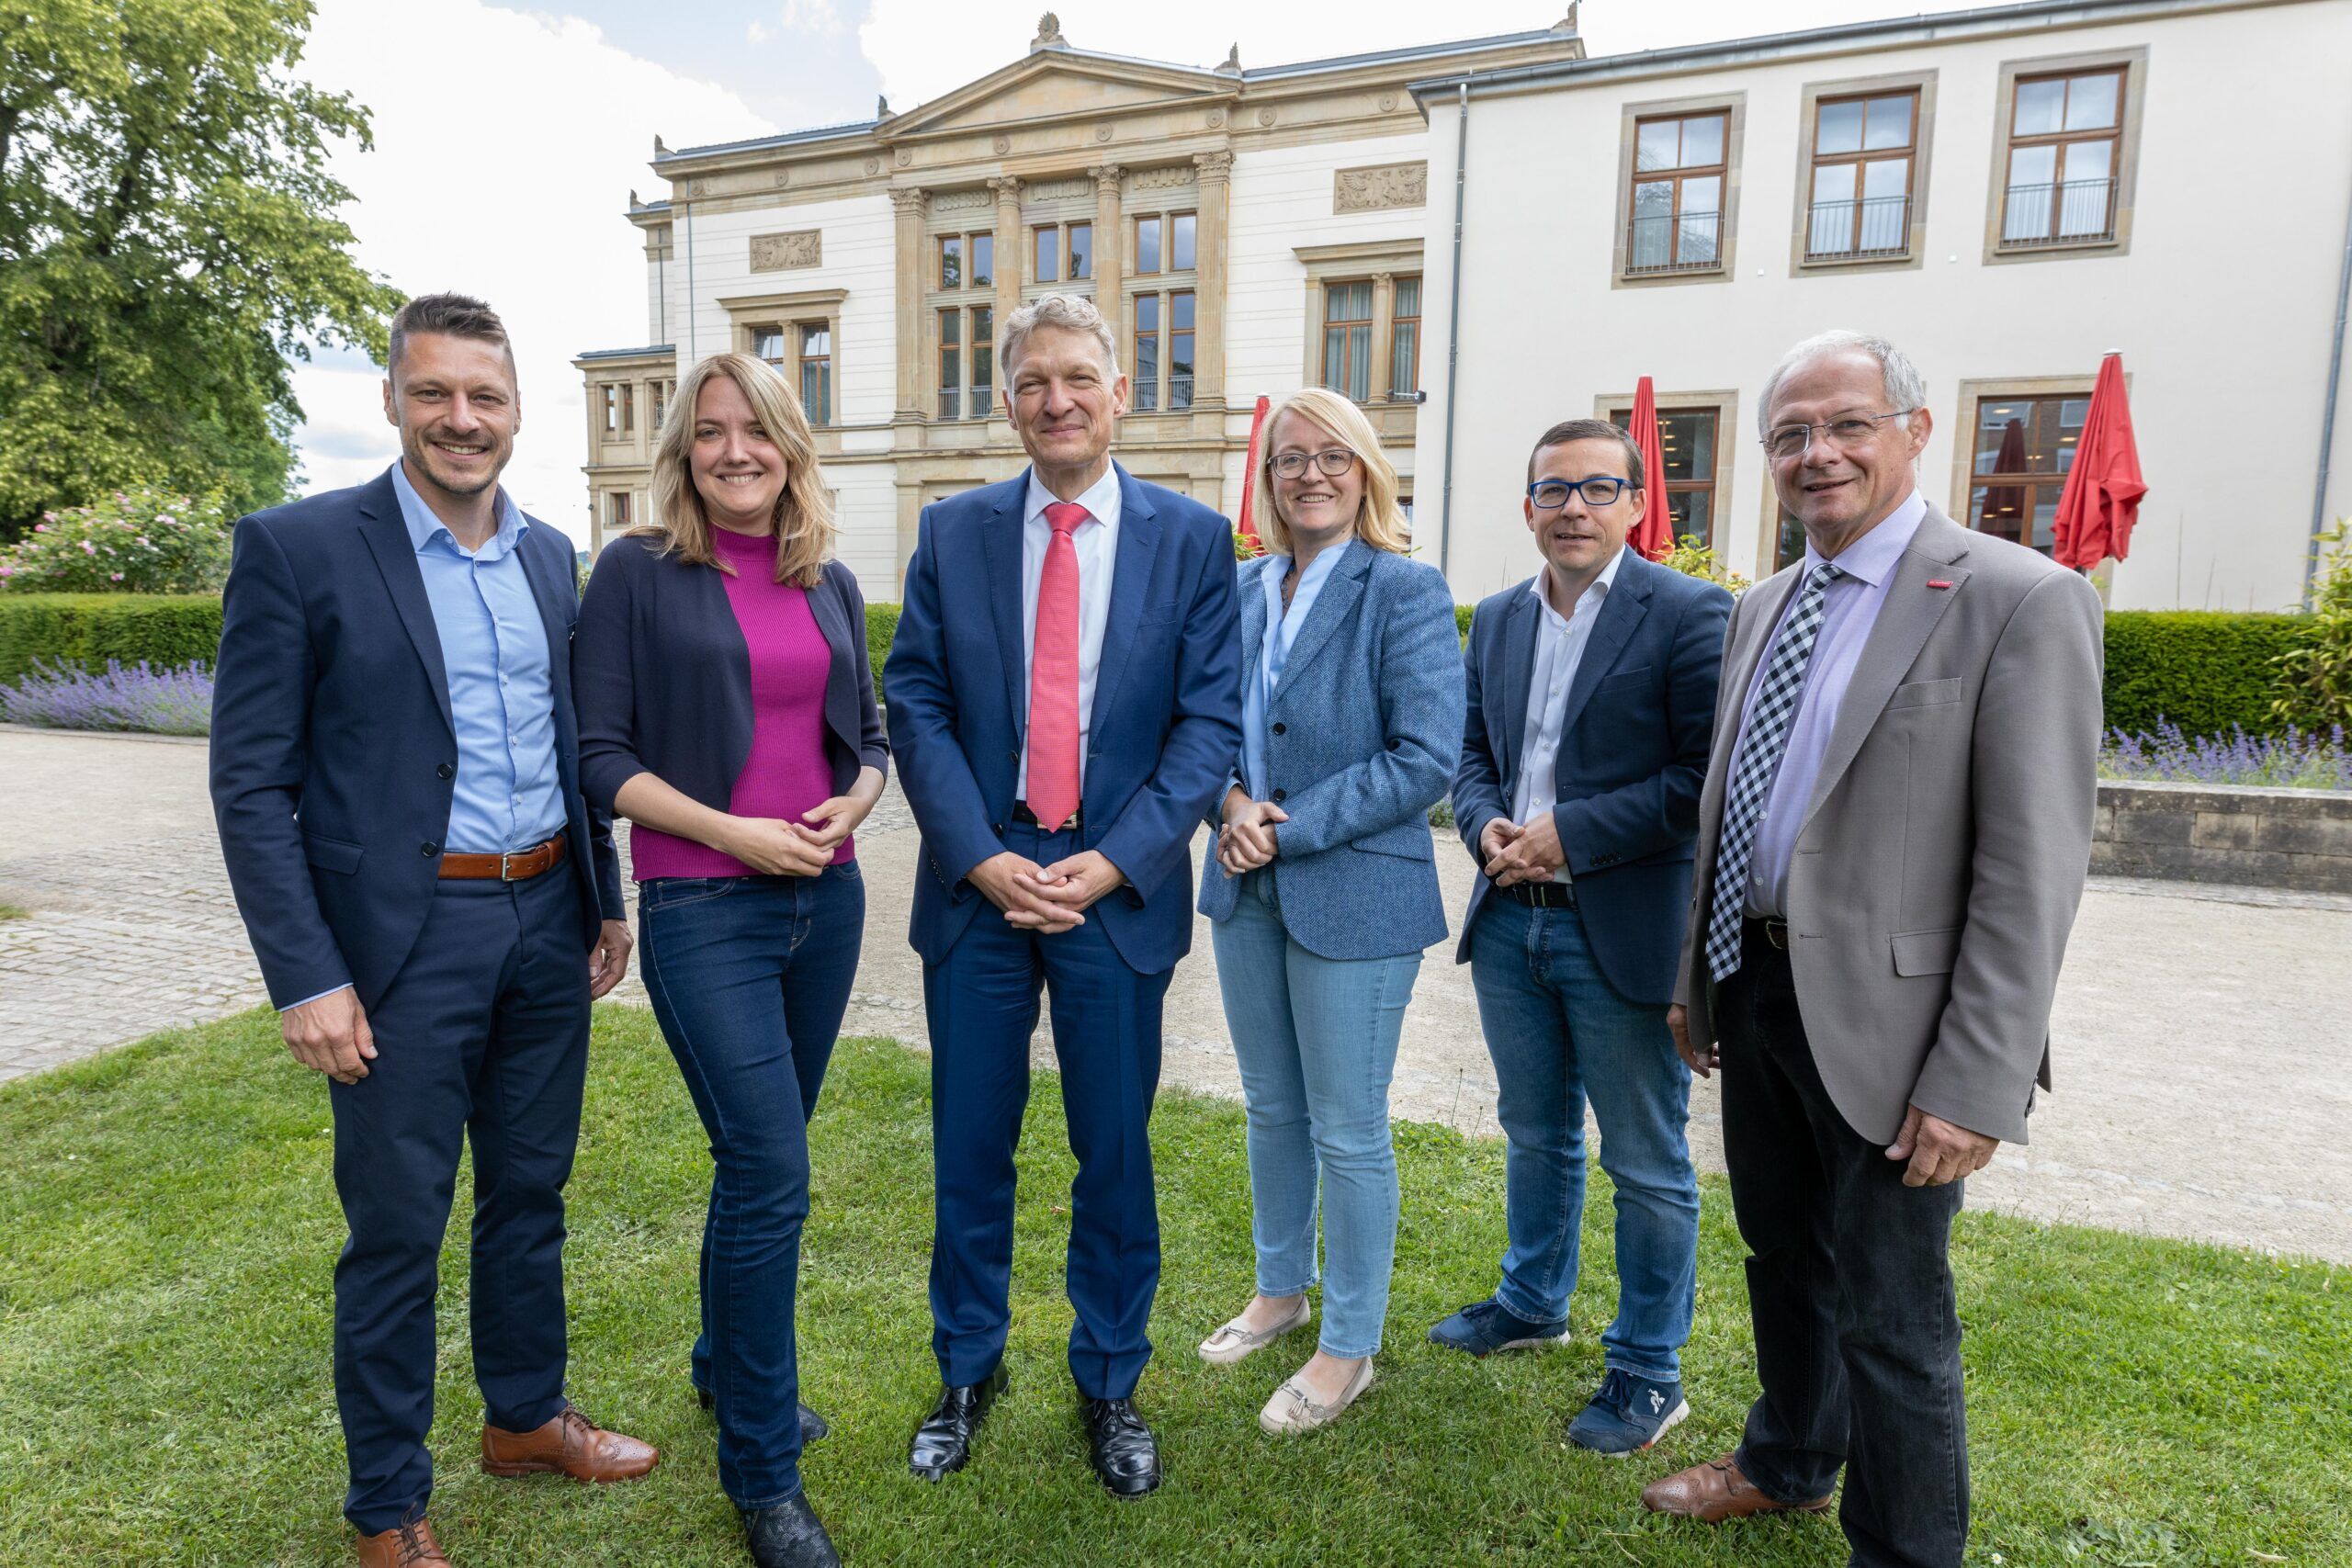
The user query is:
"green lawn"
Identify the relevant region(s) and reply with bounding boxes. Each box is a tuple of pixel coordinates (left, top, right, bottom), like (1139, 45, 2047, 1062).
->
(1, 1010, 2344, 1567)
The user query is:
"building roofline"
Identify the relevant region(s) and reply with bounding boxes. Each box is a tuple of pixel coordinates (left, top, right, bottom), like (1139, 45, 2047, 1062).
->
(572, 344, 675, 363)
(1409, 0, 2302, 100)
(661, 118, 879, 164)
(1240, 26, 1577, 81)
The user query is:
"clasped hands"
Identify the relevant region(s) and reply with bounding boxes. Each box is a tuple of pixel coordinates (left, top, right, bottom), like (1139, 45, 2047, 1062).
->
(971, 848, 1125, 931)
(1216, 787, 1287, 877)
(717, 794, 874, 877)
(1666, 1004, 1999, 1189)
(1479, 812, 1566, 887)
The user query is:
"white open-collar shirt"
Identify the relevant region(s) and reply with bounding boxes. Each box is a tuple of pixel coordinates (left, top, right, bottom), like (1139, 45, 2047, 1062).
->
(1509, 547, 1626, 833)
(1017, 464, 1122, 799)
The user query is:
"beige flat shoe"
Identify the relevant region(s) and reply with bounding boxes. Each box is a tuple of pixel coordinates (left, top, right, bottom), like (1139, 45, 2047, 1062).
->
(1197, 1295, 1312, 1366)
(1259, 1358, 1375, 1435)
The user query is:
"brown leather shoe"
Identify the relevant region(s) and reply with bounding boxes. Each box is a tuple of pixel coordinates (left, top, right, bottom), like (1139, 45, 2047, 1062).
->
(1641, 1453, 1834, 1520)
(480, 1404, 659, 1483)
(355, 1517, 451, 1566)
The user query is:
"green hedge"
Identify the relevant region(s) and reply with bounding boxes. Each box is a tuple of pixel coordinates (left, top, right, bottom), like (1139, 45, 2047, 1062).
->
(2101, 611, 2317, 739)
(0, 593, 225, 683)
(865, 600, 899, 688)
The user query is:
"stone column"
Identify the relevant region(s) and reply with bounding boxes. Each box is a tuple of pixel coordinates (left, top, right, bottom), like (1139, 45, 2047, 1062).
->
(988, 175, 1023, 429)
(1190, 151, 1234, 413)
(889, 186, 930, 424)
(1369, 271, 1396, 404)
(1090, 164, 1126, 352)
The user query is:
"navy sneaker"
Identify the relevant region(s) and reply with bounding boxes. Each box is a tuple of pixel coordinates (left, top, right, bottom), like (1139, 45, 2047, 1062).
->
(1566, 1368, 1690, 1457)
(1426, 1297, 1572, 1357)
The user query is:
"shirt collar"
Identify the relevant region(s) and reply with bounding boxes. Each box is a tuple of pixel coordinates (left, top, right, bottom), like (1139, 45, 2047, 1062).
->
(1023, 463, 1123, 530)
(1803, 489, 1925, 589)
(1530, 543, 1627, 626)
(390, 459, 526, 559)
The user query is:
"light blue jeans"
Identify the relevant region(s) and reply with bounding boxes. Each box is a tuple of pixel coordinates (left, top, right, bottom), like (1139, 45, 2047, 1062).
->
(1468, 889, 1699, 1384)
(1211, 870, 1420, 1359)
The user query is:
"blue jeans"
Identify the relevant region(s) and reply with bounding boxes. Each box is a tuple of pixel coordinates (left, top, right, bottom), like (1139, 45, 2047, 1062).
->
(1211, 871, 1419, 1359)
(1468, 890, 1698, 1382)
(638, 863, 864, 1509)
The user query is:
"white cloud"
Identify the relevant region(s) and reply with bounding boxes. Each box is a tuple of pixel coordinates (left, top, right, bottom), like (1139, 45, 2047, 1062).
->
(749, 17, 775, 42)
(288, 1, 775, 548)
(783, 0, 847, 36)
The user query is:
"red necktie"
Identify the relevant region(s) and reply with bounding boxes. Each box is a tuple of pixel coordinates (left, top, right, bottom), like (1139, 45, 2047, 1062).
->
(1027, 502, 1087, 831)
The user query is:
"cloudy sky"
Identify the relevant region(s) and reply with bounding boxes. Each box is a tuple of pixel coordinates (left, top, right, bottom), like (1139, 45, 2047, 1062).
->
(291, 0, 1926, 549)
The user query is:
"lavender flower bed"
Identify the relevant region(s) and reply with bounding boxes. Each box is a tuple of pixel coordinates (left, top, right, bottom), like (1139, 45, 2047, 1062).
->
(2101, 719, 2352, 791)
(0, 660, 212, 736)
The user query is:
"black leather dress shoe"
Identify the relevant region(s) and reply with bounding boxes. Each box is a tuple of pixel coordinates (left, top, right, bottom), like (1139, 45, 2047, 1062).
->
(909, 1366, 1008, 1480)
(742, 1494, 840, 1568)
(695, 1386, 831, 1444)
(1081, 1397, 1162, 1499)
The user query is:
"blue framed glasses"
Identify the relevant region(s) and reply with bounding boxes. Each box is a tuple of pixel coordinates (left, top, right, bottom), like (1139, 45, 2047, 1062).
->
(1527, 476, 1630, 509)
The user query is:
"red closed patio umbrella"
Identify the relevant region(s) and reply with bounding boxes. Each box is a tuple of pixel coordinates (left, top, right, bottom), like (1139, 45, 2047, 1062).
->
(1628, 377, 1675, 561)
(2052, 353, 2147, 570)
(1234, 394, 1272, 555)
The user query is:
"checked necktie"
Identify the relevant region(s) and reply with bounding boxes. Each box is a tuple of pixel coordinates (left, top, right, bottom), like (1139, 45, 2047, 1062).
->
(1026, 501, 1088, 832)
(1704, 561, 1844, 982)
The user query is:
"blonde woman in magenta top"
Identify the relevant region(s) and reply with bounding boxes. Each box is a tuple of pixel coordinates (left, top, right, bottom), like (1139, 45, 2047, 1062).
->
(573, 352, 885, 1568)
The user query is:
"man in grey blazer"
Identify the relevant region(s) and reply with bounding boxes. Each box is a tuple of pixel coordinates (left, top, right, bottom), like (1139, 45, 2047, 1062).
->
(1645, 332, 2103, 1567)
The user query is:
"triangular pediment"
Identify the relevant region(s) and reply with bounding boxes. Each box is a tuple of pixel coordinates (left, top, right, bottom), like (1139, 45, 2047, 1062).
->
(883, 51, 1230, 141)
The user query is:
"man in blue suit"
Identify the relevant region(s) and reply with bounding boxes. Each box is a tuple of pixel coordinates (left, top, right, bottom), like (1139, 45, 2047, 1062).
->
(884, 293, 1241, 1498)
(1433, 418, 1732, 1460)
(210, 295, 653, 1567)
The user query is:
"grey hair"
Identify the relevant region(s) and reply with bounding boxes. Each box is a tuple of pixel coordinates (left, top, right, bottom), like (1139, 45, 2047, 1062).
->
(1758, 330, 1928, 440)
(999, 291, 1121, 380)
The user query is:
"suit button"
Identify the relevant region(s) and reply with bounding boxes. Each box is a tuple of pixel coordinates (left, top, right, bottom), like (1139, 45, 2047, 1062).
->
(1008, 750, 1020, 762)
(1272, 788, 1286, 803)
(1272, 722, 1286, 736)
(421, 841, 440, 857)
(435, 762, 455, 780)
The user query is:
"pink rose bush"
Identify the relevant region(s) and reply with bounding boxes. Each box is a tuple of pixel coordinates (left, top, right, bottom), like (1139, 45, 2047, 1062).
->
(0, 488, 231, 593)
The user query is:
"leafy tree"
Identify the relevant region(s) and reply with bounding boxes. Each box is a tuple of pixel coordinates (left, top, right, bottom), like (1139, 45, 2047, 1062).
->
(0, 0, 400, 536)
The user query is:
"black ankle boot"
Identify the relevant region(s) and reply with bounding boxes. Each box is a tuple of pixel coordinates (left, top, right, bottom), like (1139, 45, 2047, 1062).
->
(742, 1493, 840, 1568)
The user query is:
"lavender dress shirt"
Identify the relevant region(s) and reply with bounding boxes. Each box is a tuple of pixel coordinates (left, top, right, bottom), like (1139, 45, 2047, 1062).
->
(1728, 489, 1928, 917)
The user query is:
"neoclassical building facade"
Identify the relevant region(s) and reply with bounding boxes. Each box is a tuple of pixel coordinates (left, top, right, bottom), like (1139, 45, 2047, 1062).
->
(575, 11, 1585, 586)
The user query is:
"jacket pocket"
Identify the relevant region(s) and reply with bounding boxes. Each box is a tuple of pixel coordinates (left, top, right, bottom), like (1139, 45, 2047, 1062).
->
(1597, 663, 1654, 689)
(1887, 677, 1962, 709)
(1891, 927, 1962, 976)
(302, 832, 365, 875)
(1349, 819, 1437, 862)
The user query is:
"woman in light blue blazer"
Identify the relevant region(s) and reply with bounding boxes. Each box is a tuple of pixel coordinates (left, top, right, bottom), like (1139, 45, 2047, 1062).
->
(1195, 388, 1464, 1433)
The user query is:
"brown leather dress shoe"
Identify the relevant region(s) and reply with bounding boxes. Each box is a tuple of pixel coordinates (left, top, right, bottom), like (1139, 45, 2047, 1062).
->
(480, 1404, 659, 1483)
(1641, 1453, 1834, 1520)
(355, 1517, 451, 1566)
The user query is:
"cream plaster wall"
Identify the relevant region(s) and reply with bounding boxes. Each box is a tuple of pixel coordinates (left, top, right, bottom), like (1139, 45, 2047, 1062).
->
(1416, 1, 2352, 609)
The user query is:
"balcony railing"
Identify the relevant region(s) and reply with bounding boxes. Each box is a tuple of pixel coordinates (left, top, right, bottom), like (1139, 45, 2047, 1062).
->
(1804, 193, 1913, 261)
(1624, 210, 1724, 276)
(2000, 178, 2119, 247)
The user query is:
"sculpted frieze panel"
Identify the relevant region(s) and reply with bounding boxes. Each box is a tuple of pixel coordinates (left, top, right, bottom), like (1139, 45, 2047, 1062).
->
(750, 229, 823, 272)
(1332, 162, 1428, 214)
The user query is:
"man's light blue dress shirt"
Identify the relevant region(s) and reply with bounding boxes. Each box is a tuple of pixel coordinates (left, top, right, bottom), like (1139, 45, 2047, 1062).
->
(1240, 544, 1345, 800)
(390, 461, 566, 855)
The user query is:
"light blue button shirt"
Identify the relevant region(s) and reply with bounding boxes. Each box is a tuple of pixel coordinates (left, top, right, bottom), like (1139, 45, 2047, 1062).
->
(390, 461, 565, 855)
(1733, 489, 1928, 916)
(1240, 544, 1346, 799)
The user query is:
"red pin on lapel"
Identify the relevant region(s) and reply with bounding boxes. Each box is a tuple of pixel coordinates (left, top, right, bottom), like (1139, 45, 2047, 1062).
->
(1927, 579, 1954, 589)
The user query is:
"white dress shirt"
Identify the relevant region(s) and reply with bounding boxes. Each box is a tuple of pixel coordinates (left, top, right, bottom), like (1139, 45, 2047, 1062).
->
(1018, 464, 1122, 798)
(1731, 489, 1928, 916)
(1509, 547, 1625, 837)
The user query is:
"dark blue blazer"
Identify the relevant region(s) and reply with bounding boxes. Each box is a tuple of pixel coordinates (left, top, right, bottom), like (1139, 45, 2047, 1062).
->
(209, 468, 625, 1012)
(883, 464, 1243, 975)
(1453, 547, 1732, 1005)
(571, 535, 888, 817)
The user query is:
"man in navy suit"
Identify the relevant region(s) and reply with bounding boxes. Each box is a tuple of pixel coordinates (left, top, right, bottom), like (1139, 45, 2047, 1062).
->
(1434, 418, 1732, 1459)
(211, 295, 654, 1567)
(884, 293, 1241, 1498)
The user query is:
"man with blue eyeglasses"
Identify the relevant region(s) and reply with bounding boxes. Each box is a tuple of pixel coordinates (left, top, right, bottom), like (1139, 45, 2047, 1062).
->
(1436, 418, 1731, 1459)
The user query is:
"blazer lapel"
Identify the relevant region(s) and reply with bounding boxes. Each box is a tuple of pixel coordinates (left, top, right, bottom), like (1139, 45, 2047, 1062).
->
(1553, 551, 1653, 744)
(981, 479, 1028, 740)
(1800, 510, 1973, 830)
(804, 566, 859, 753)
(356, 475, 454, 739)
(1087, 463, 1162, 744)
(1495, 587, 1541, 795)
(1267, 537, 1371, 697)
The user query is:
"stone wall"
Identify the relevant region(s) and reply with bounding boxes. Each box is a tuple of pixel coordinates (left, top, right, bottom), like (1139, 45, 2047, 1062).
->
(2092, 780, 2352, 893)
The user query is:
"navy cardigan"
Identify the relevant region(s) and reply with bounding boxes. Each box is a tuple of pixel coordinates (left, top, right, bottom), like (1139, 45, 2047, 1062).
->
(572, 534, 888, 818)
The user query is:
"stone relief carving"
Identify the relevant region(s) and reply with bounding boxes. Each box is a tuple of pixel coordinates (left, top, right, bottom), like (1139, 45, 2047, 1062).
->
(1025, 175, 1092, 202)
(933, 187, 990, 212)
(1131, 164, 1197, 191)
(1256, 107, 1276, 127)
(1379, 93, 1399, 112)
(1206, 109, 1226, 129)
(1094, 123, 1113, 142)
(1031, 11, 1066, 50)
(750, 230, 822, 272)
(865, 157, 880, 175)
(895, 149, 913, 167)
(773, 171, 790, 187)
(686, 177, 709, 197)
(993, 135, 1012, 154)
(1332, 162, 1428, 213)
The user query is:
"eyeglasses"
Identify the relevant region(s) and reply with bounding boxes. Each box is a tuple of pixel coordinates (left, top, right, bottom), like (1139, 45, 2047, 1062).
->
(1271, 448, 1358, 479)
(1762, 409, 1917, 461)
(1527, 476, 1630, 509)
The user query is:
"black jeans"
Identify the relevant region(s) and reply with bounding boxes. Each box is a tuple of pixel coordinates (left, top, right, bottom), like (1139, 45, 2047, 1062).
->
(1716, 922, 1969, 1568)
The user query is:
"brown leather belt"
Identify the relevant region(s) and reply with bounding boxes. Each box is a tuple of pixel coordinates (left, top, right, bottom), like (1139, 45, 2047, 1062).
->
(438, 833, 567, 881)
